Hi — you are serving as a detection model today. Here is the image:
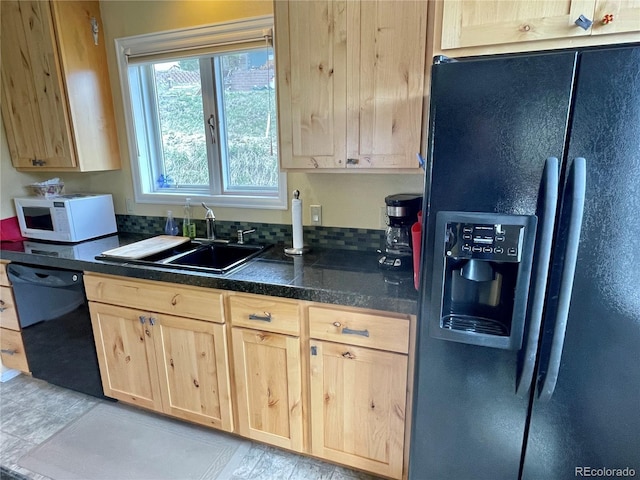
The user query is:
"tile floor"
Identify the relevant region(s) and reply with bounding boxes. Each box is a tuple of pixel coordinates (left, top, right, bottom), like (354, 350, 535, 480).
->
(0, 375, 382, 480)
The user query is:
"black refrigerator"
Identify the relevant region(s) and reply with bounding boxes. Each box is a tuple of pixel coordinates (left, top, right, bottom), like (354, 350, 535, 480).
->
(410, 45, 640, 479)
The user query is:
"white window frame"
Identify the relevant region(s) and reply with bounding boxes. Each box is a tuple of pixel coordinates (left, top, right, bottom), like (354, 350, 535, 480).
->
(115, 15, 286, 210)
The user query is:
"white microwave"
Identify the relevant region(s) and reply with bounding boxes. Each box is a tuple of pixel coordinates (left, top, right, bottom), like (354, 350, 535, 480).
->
(14, 194, 117, 243)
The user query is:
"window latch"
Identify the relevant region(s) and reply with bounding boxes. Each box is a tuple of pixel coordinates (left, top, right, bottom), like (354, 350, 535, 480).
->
(207, 114, 216, 144)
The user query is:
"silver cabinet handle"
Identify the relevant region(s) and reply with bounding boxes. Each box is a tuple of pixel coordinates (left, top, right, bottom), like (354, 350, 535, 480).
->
(342, 327, 369, 337)
(149, 317, 156, 326)
(1, 349, 17, 355)
(574, 14, 593, 30)
(0, 299, 6, 312)
(249, 312, 272, 322)
(139, 315, 146, 324)
(341, 351, 356, 360)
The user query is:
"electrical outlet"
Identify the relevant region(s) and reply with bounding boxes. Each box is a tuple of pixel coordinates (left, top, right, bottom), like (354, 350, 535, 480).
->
(380, 206, 388, 229)
(310, 205, 322, 225)
(126, 198, 135, 214)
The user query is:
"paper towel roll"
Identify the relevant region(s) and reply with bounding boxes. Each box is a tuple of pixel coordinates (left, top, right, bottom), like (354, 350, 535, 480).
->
(292, 198, 303, 249)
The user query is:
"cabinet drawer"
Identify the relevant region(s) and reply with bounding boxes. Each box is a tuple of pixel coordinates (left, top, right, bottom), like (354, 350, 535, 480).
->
(229, 294, 300, 336)
(1, 328, 29, 372)
(0, 261, 10, 287)
(84, 274, 225, 323)
(308, 306, 410, 354)
(0, 286, 20, 331)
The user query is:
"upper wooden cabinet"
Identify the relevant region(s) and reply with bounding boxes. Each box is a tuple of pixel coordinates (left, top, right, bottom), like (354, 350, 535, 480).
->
(0, 1, 120, 171)
(275, 0, 428, 171)
(432, 0, 640, 57)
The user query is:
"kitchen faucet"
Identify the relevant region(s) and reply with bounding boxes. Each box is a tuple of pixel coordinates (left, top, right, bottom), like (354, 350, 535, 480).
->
(201, 203, 216, 240)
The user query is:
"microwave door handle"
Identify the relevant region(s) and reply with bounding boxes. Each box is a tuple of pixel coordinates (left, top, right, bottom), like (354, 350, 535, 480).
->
(537, 157, 587, 402)
(516, 157, 559, 396)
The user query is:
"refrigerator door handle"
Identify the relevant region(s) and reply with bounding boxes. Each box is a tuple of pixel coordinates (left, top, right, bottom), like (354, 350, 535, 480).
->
(516, 157, 559, 396)
(537, 157, 587, 402)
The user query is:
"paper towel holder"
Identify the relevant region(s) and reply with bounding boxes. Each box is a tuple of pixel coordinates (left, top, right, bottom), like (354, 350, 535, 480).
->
(285, 190, 310, 255)
(284, 246, 309, 255)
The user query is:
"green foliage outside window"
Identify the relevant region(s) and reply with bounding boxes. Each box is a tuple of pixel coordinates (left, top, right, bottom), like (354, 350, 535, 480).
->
(154, 53, 278, 190)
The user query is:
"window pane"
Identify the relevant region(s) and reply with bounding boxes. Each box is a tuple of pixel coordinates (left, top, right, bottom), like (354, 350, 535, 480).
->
(154, 60, 209, 186)
(219, 49, 278, 190)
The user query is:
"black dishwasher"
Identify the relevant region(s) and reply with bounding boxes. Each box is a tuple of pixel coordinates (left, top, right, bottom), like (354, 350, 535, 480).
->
(7, 264, 105, 399)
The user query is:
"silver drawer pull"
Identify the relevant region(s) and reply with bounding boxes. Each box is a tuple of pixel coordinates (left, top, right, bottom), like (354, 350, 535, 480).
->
(249, 312, 272, 322)
(139, 315, 146, 324)
(341, 351, 356, 359)
(149, 317, 156, 326)
(1, 349, 17, 355)
(342, 327, 369, 337)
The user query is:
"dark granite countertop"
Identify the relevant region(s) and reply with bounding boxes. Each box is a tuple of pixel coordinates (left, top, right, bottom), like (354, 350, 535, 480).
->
(0, 234, 418, 315)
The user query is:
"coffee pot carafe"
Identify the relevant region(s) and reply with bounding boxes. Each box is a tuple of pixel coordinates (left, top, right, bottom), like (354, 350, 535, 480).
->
(379, 193, 422, 271)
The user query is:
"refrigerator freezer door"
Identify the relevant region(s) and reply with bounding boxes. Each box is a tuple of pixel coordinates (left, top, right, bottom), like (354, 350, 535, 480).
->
(522, 46, 640, 478)
(410, 52, 577, 479)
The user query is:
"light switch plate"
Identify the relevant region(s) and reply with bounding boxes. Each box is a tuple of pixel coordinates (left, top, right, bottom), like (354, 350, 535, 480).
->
(310, 205, 322, 225)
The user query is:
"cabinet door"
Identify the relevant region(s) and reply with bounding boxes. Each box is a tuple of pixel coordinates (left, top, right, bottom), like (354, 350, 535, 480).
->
(0, 286, 20, 331)
(592, 0, 640, 35)
(440, 0, 596, 49)
(0, 0, 75, 169)
(232, 327, 303, 451)
(0, 328, 30, 372)
(154, 315, 233, 431)
(309, 340, 407, 479)
(276, 0, 347, 169)
(89, 302, 163, 411)
(346, 0, 427, 169)
(50, 0, 121, 172)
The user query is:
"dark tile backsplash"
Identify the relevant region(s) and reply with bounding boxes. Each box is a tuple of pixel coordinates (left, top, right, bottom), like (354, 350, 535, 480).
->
(116, 215, 384, 252)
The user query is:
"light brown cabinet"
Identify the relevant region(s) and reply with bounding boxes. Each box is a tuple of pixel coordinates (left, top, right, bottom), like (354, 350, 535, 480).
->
(431, 0, 640, 57)
(229, 293, 304, 452)
(275, 0, 428, 170)
(1, 0, 120, 171)
(85, 274, 233, 431)
(307, 305, 412, 480)
(88, 302, 164, 411)
(0, 261, 29, 373)
(83, 273, 416, 478)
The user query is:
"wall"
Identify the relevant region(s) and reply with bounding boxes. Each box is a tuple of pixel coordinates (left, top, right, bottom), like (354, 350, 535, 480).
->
(0, 0, 425, 229)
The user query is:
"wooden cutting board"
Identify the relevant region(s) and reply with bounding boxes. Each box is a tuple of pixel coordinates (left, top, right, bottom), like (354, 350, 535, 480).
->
(100, 235, 190, 260)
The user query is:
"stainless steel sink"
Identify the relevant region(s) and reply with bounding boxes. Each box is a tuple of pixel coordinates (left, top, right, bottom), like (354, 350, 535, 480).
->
(98, 241, 270, 274)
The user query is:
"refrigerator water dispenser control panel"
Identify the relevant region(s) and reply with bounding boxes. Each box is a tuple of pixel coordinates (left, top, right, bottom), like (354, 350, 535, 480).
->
(431, 211, 537, 350)
(446, 222, 525, 262)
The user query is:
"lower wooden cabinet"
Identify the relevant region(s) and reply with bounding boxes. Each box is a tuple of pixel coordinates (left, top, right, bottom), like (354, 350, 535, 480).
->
(229, 293, 304, 452)
(232, 328, 303, 451)
(309, 340, 408, 479)
(0, 327, 29, 372)
(89, 302, 163, 410)
(89, 302, 233, 431)
(0, 261, 29, 373)
(155, 314, 232, 430)
(84, 273, 414, 478)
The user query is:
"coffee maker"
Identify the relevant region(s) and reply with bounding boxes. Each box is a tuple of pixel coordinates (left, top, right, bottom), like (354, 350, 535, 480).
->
(378, 193, 423, 271)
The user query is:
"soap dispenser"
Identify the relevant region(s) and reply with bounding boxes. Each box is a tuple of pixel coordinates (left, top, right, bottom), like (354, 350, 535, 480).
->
(164, 210, 179, 236)
(182, 198, 196, 238)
